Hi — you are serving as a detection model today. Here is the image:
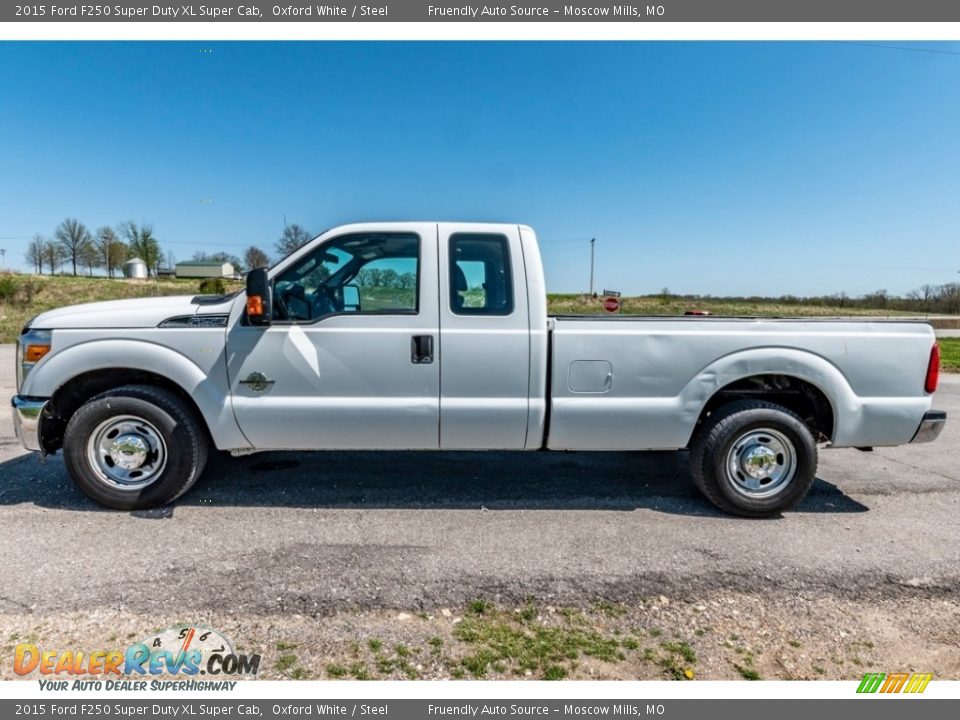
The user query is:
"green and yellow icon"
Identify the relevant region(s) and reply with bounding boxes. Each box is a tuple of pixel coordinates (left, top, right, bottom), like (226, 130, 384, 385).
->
(857, 672, 932, 694)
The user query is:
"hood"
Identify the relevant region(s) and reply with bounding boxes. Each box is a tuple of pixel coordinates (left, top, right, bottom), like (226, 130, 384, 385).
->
(29, 295, 204, 330)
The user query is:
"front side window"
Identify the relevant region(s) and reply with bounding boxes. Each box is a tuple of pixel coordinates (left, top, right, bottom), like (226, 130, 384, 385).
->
(273, 232, 419, 322)
(449, 233, 513, 316)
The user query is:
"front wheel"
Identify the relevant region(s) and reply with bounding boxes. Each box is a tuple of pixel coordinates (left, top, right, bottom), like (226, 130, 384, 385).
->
(62, 385, 209, 510)
(689, 400, 818, 517)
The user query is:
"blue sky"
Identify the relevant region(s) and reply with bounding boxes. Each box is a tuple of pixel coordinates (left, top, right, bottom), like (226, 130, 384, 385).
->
(0, 41, 957, 296)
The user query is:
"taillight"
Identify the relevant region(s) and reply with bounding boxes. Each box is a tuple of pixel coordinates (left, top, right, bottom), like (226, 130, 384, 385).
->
(924, 344, 940, 394)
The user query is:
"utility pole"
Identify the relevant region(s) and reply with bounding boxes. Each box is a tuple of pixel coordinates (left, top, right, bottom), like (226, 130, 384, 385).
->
(0, 248, 6, 270)
(588, 238, 595, 297)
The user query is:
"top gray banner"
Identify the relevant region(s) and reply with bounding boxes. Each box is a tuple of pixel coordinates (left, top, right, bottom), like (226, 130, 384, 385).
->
(7, 0, 960, 22)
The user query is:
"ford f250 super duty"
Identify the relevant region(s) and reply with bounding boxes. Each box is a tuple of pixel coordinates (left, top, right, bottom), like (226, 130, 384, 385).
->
(11, 222, 946, 516)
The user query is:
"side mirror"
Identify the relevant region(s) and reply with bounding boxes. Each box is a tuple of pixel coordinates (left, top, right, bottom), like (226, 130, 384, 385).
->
(245, 268, 273, 326)
(342, 284, 361, 312)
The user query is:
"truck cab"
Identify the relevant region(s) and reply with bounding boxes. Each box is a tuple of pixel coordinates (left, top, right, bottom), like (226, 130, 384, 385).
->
(231, 222, 547, 451)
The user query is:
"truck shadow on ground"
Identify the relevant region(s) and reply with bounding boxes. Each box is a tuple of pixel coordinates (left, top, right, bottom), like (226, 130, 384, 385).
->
(0, 448, 868, 517)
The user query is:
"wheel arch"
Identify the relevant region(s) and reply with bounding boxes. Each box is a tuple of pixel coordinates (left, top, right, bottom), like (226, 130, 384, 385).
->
(25, 339, 249, 452)
(695, 373, 835, 444)
(42, 368, 209, 453)
(680, 347, 858, 448)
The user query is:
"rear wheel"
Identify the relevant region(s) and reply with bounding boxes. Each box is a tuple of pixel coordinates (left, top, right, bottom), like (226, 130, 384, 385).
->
(689, 400, 818, 517)
(63, 385, 209, 510)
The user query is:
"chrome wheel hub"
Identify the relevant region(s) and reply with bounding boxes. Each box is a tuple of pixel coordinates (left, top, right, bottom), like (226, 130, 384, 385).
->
(87, 415, 167, 490)
(109, 434, 150, 470)
(741, 445, 779, 479)
(725, 428, 796, 498)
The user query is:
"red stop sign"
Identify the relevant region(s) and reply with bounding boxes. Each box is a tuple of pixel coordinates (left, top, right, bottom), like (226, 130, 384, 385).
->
(603, 296, 620, 313)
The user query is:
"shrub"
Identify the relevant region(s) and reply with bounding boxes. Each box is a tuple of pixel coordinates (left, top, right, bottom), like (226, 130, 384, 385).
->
(20, 279, 41, 305)
(0, 273, 19, 302)
(198, 277, 226, 295)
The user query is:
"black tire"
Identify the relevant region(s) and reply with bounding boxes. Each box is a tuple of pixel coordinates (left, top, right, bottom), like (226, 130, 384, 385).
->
(689, 399, 818, 517)
(62, 385, 209, 510)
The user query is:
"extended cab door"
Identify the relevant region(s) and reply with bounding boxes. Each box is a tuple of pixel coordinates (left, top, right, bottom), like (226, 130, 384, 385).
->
(225, 223, 440, 450)
(438, 224, 531, 449)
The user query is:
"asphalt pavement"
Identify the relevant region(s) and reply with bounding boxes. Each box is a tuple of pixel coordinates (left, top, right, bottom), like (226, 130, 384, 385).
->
(0, 344, 957, 617)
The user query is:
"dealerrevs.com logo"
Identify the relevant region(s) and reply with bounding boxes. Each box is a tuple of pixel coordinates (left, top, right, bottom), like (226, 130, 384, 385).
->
(14, 626, 260, 690)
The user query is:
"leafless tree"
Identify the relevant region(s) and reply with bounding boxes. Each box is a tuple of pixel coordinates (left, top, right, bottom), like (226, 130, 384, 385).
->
(275, 224, 312, 257)
(25, 235, 45, 274)
(79, 239, 101, 276)
(42, 239, 66, 275)
(244, 245, 270, 270)
(96, 226, 122, 278)
(54, 218, 92, 276)
(119, 221, 162, 277)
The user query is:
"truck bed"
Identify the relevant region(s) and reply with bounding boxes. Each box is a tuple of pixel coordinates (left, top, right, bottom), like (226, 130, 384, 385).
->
(545, 315, 937, 451)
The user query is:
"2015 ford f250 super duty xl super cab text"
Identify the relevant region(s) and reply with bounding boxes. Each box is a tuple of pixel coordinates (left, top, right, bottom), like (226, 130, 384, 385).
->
(11, 222, 947, 516)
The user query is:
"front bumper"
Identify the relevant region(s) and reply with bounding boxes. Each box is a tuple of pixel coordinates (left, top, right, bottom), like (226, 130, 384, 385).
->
(11, 396, 49, 452)
(910, 410, 946, 444)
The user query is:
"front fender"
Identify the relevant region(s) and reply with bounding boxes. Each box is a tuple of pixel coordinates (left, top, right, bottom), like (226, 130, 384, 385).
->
(22, 338, 250, 450)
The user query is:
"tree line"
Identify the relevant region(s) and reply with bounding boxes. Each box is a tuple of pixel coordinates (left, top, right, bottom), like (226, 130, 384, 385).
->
(26, 219, 164, 278)
(656, 282, 960, 314)
(24, 218, 316, 278)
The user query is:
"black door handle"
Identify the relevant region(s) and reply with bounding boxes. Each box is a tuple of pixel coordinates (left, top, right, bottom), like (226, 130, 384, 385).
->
(411, 335, 433, 364)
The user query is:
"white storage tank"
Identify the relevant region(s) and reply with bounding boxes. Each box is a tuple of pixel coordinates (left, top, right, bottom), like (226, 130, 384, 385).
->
(123, 257, 148, 279)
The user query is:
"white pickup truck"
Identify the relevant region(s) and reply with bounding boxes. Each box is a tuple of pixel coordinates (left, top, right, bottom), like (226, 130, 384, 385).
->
(12, 222, 946, 516)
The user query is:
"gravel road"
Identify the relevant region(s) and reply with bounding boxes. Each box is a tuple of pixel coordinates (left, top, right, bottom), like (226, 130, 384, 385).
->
(1, 344, 957, 679)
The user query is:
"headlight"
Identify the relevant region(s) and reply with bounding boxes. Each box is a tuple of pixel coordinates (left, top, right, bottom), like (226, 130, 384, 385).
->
(17, 328, 52, 392)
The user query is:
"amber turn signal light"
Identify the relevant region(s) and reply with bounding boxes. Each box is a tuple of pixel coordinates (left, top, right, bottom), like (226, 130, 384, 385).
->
(246, 295, 264, 316)
(24, 344, 51, 363)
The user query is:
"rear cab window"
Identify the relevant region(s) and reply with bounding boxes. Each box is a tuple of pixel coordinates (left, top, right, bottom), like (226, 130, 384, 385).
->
(449, 233, 514, 316)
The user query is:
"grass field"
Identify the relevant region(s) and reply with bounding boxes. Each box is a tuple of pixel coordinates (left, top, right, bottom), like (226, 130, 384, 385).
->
(940, 338, 960, 373)
(0, 275, 242, 342)
(546, 293, 926, 318)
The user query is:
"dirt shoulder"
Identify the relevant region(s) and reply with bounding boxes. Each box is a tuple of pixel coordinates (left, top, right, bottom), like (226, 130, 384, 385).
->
(2, 591, 957, 682)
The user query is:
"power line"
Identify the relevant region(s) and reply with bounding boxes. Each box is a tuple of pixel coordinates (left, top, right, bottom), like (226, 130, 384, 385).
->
(832, 41, 960, 57)
(541, 238, 592, 245)
(791, 259, 950, 272)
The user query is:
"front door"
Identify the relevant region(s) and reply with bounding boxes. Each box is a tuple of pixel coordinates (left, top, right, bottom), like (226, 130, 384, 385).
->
(226, 223, 440, 450)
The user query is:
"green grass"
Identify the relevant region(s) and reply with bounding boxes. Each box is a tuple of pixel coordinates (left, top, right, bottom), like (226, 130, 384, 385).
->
(939, 338, 960, 373)
(274, 654, 298, 673)
(595, 601, 628, 618)
(661, 641, 697, 665)
(543, 665, 568, 680)
(453, 606, 625, 679)
(546, 293, 929, 319)
(349, 661, 371, 680)
(735, 664, 762, 681)
(469, 598, 494, 615)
